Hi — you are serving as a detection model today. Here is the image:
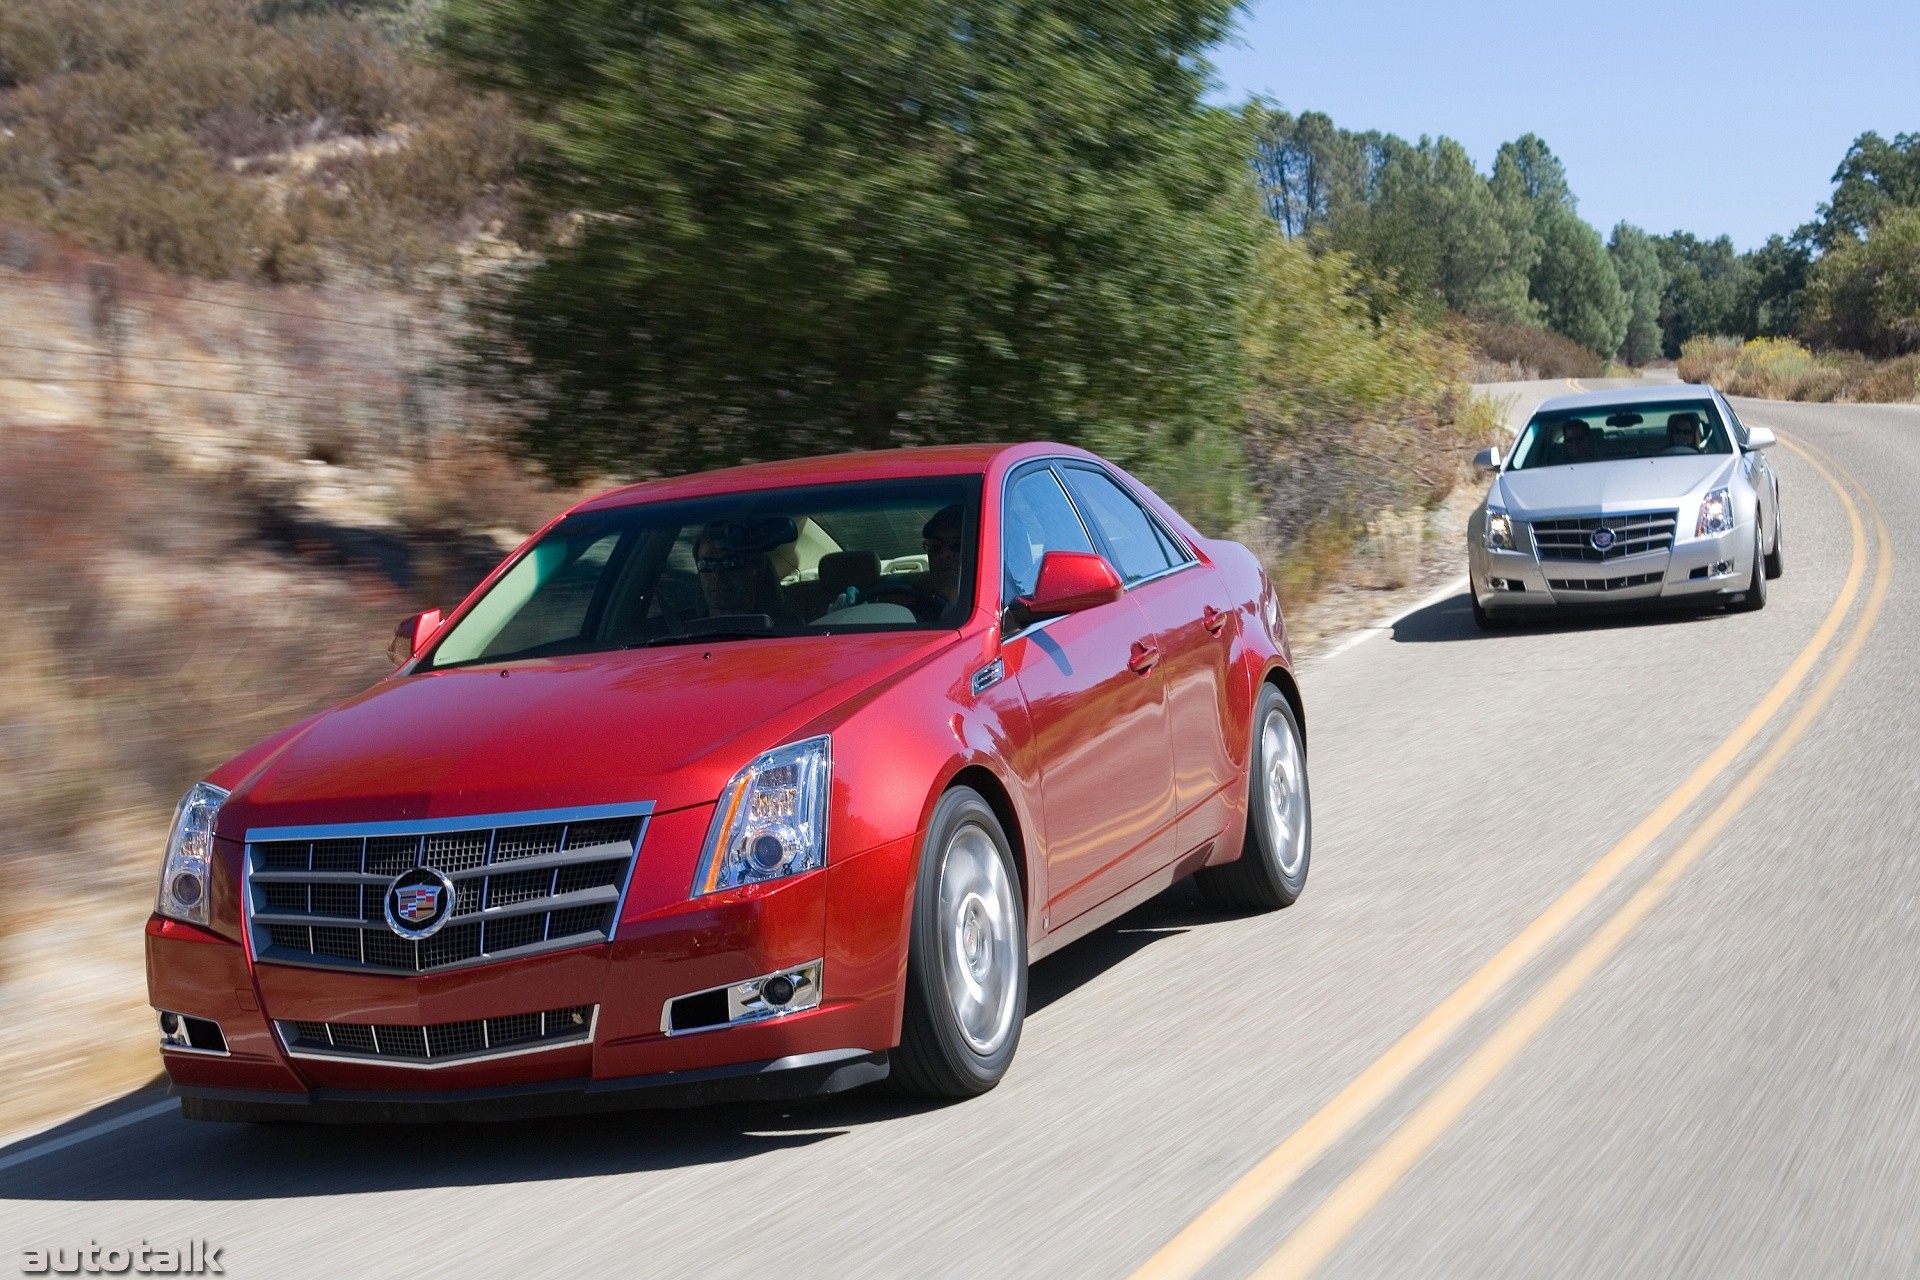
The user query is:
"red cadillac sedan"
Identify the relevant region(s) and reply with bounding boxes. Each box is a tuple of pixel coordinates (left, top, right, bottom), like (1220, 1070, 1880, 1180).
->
(147, 443, 1309, 1120)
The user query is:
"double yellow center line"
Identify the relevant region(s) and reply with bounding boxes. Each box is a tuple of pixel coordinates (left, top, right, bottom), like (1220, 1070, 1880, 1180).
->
(1134, 434, 1891, 1280)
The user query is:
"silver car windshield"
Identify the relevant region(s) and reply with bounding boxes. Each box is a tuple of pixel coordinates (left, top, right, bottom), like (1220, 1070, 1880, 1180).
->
(1507, 401, 1734, 470)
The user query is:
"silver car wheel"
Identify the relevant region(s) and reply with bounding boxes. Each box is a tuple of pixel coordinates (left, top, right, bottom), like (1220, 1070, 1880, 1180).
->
(1260, 706, 1307, 878)
(939, 823, 1020, 1055)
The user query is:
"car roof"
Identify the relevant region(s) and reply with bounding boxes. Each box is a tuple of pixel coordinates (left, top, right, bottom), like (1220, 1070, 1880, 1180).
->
(571, 441, 1089, 514)
(1533, 383, 1719, 416)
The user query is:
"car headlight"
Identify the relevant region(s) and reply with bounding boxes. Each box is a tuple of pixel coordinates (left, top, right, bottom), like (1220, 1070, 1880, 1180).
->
(157, 782, 227, 927)
(1484, 507, 1515, 551)
(692, 736, 830, 897)
(1697, 487, 1734, 537)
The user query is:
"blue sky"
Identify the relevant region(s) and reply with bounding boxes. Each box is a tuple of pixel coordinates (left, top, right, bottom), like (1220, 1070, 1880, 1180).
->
(1208, 0, 1920, 249)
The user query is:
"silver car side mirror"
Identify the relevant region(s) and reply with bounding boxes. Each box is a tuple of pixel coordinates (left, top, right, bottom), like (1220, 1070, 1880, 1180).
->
(1743, 426, 1777, 451)
(1471, 447, 1502, 472)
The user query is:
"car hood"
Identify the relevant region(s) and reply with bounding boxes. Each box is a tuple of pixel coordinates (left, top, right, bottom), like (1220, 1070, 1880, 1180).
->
(218, 632, 955, 835)
(1494, 455, 1737, 518)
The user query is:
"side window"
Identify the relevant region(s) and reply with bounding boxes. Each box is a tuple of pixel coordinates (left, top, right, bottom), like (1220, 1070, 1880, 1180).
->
(1060, 466, 1179, 584)
(1720, 395, 1750, 447)
(474, 532, 620, 659)
(1001, 468, 1095, 604)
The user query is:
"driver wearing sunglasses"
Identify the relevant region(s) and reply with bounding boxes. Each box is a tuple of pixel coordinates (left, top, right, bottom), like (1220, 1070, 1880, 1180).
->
(694, 525, 796, 622)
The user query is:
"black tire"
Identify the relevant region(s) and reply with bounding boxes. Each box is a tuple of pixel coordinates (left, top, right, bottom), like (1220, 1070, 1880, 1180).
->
(1470, 593, 1508, 632)
(1197, 685, 1311, 912)
(1764, 501, 1785, 580)
(1734, 521, 1768, 612)
(889, 787, 1027, 1099)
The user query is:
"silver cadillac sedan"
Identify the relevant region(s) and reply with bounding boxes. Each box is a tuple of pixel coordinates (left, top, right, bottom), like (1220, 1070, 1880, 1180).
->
(1467, 385, 1783, 629)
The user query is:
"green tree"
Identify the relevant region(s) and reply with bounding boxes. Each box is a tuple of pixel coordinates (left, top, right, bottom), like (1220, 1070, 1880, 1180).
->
(1488, 134, 1626, 353)
(1325, 135, 1534, 323)
(1815, 131, 1920, 249)
(443, 0, 1261, 480)
(1608, 222, 1666, 365)
(1804, 206, 1920, 356)
(1738, 233, 1813, 339)
(1652, 232, 1751, 357)
(1531, 207, 1625, 357)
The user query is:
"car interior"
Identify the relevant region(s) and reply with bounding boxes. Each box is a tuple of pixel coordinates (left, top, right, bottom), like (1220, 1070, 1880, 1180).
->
(1512, 404, 1734, 469)
(428, 488, 978, 667)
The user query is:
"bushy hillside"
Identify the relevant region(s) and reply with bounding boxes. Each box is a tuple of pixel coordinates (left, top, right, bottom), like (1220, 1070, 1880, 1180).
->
(0, 0, 522, 284)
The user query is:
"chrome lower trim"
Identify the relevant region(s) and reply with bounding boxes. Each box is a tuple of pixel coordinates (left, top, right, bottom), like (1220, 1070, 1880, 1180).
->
(274, 1006, 600, 1071)
(661, 959, 825, 1036)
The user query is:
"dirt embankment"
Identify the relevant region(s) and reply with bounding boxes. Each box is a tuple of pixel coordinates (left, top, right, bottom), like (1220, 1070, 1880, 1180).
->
(0, 223, 577, 1137)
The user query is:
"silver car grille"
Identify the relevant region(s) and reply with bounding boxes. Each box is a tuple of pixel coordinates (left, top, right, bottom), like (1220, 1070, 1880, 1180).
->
(1530, 511, 1678, 562)
(278, 1004, 595, 1067)
(1547, 572, 1665, 593)
(245, 805, 650, 975)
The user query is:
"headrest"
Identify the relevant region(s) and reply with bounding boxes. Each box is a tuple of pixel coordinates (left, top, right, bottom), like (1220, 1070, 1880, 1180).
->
(818, 550, 881, 598)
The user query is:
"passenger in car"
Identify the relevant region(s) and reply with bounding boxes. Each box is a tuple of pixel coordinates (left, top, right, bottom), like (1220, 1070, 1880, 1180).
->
(695, 524, 800, 623)
(1562, 421, 1594, 464)
(1666, 413, 1703, 452)
(922, 503, 965, 608)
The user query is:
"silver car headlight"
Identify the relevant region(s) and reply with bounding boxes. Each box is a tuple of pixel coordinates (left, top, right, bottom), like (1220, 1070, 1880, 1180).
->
(157, 782, 227, 927)
(692, 736, 830, 897)
(1484, 506, 1515, 551)
(1696, 487, 1734, 537)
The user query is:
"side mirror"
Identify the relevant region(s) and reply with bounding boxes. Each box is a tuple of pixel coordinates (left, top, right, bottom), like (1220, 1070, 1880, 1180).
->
(1017, 551, 1124, 620)
(1743, 426, 1776, 451)
(388, 608, 444, 666)
(1472, 447, 1503, 472)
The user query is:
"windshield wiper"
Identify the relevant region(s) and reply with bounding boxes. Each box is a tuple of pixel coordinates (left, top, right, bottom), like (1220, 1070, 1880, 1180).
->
(632, 614, 780, 647)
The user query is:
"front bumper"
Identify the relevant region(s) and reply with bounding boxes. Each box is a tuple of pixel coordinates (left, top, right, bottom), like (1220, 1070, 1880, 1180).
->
(1471, 523, 1751, 614)
(147, 818, 919, 1121)
(174, 1048, 889, 1124)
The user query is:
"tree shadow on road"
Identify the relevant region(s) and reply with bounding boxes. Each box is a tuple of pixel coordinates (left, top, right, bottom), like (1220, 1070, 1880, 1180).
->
(1390, 592, 1729, 644)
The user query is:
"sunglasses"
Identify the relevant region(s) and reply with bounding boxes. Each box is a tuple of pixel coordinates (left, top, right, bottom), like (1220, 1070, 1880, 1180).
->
(696, 555, 756, 574)
(923, 537, 962, 555)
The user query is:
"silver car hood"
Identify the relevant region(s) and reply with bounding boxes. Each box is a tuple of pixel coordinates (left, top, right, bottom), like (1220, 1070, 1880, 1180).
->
(1492, 455, 1737, 518)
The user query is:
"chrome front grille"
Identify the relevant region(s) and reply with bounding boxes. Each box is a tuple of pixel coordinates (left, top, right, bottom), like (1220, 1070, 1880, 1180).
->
(1547, 572, 1665, 593)
(1530, 511, 1678, 562)
(246, 804, 650, 975)
(278, 1004, 596, 1067)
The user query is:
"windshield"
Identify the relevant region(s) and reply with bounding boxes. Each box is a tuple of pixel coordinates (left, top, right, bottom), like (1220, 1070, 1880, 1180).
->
(1506, 400, 1734, 470)
(424, 477, 982, 668)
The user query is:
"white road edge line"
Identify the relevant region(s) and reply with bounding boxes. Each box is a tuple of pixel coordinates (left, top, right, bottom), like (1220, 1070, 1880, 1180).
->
(0, 1099, 176, 1175)
(1307, 575, 1470, 667)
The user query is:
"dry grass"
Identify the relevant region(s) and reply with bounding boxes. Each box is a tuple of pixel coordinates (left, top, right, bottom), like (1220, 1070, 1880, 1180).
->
(1678, 335, 1920, 404)
(1466, 318, 1607, 381)
(0, 223, 579, 1134)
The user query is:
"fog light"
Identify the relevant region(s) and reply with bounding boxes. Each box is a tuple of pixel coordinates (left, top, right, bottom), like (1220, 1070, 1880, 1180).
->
(661, 959, 824, 1034)
(157, 1010, 226, 1054)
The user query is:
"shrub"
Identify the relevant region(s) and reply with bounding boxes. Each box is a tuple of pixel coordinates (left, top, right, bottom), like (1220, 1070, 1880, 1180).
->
(1805, 206, 1920, 357)
(1676, 334, 1739, 384)
(1678, 334, 1918, 404)
(1469, 319, 1605, 379)
(53, 128, 269, 278)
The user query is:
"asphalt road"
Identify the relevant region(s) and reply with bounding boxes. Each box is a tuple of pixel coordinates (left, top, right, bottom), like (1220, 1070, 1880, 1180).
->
(4, 385, 1916, 1279)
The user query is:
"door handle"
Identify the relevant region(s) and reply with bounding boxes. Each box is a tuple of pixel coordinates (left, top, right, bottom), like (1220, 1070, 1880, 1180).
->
(1128, 641, 1160, 675)
(1201, 605, 1228, 635)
